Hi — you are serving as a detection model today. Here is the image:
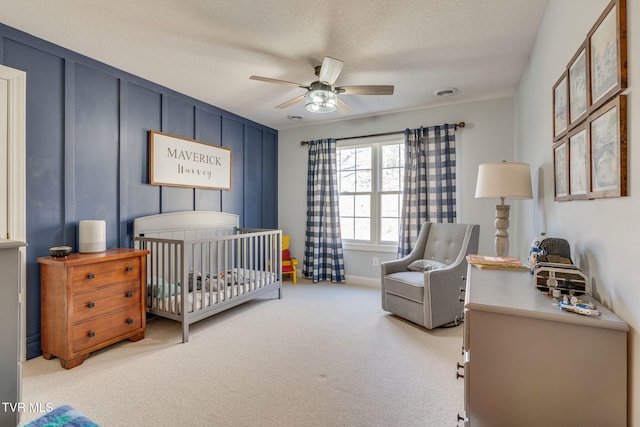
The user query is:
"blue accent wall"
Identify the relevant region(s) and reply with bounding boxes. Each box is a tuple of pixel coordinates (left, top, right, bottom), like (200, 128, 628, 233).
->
(0, 24, 278, 359)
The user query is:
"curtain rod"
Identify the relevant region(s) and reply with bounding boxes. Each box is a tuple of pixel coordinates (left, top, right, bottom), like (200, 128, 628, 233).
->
(300, 122, 465, 146)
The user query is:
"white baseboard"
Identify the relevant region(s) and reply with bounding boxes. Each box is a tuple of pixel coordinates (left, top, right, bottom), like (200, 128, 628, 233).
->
(344, 275, 380, 288)
(293, 272, 380, 288)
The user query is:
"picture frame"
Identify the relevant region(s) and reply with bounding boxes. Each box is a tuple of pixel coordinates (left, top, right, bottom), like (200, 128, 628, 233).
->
(588, 95, 626, 199)
(567, 124, 589, 200)
(588, 0, 627, 112)
(552, 72, 569, 140)
(568, 43, 589, 128)
(148, 130, 232, 190)
(553, 138, 569, 201)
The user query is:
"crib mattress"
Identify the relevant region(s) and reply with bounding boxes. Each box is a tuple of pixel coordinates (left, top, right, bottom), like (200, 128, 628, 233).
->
(149, 269, 277, 314)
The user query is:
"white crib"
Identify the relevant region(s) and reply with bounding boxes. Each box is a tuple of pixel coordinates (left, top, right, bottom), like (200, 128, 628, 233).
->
(133, 211, 282, 342)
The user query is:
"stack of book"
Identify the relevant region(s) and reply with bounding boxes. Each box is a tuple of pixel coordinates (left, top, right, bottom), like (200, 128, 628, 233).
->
(466, 254, 529, 271)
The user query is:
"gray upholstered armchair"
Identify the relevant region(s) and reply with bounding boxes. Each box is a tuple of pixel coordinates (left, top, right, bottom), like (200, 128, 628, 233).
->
(381, 222, 480, 329)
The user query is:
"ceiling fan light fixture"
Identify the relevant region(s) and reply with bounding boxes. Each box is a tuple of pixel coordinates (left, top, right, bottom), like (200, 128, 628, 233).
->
(305, 89, 337, 113)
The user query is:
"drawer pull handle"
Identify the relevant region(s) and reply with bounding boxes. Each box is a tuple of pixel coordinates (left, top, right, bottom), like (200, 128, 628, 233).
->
(87, 273, 95, 279)
(88, 331, 95, 338)
(87, 302, 95, 309)
(456, 362, 464, 380)
(127, 266, 133, 272)
(458, 296, 465, 303)
(126, 292, 133, 298)
(127, 318, 134, 325)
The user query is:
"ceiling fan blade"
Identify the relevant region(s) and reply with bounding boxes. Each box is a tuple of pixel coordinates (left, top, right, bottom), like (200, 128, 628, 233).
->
(250, 75, 306, 88)
(336, 85, 395, 95)
(275, 95, 305, 109)
(336, 98, 352, 114)
(318, 56, 344, 85)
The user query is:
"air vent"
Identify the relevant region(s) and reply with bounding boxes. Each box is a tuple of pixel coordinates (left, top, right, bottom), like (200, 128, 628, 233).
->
(287, 115, 304, 121)
(433, 88, 458, 97)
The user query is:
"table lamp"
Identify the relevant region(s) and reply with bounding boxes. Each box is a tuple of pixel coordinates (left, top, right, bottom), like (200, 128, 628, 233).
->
(475, 161, 533, 256)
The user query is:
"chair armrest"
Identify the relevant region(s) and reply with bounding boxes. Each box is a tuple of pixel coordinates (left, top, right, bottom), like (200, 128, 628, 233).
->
(424, 262, 466, 291)
(422, 261, 467, 327)
(382, 222, 434, 276)
(380, 255, 418, 276)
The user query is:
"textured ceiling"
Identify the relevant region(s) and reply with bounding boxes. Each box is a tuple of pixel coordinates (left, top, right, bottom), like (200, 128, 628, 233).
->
(0, 0, 549, 130)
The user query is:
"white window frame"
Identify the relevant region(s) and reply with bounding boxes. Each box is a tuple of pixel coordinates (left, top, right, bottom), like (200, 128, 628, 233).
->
(337, 135, 404, 253)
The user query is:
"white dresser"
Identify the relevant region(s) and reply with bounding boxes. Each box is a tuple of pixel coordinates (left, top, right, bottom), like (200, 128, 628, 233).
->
(0, 240, 25, 427)
(461, 265, 628, 426)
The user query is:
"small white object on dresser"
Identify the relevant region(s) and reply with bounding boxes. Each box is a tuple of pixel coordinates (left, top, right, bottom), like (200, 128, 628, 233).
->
(460, 265, 628, 426)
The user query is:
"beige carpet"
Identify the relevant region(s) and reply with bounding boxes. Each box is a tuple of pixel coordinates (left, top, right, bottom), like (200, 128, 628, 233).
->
(19, 280, 464, 426)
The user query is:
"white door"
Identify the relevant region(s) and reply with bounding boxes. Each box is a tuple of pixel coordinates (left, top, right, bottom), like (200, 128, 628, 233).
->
(0, 64, 26, 242)
(0, 64, 26, 369)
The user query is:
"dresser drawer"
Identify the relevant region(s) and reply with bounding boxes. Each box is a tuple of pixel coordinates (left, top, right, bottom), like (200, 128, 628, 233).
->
(72, 257, 141, 292)
(73, 282, 141, 323)
(73, 306, 143, 352)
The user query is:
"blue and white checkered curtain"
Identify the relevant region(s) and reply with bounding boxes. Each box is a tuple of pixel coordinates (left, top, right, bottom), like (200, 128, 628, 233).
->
(303, 138, 346, 283)
(398, 124, 457, 256)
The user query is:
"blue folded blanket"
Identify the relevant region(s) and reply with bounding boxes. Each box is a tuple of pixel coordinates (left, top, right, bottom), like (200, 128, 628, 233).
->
(21, 405, 99, 427)
(147, 276, 180, 299)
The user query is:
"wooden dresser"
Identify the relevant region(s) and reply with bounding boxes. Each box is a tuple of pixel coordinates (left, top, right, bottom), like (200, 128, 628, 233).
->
(460, 266, 628, 426)
(38, 248, 149, 369)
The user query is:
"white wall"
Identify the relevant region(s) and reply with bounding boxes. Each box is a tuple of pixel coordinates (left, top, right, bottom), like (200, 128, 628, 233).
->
(516, 0, 639, 423)
(278, 97, 518, 283)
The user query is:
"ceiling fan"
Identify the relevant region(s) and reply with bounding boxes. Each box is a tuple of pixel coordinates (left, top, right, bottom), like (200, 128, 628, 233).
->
(250, 56, 394, 114)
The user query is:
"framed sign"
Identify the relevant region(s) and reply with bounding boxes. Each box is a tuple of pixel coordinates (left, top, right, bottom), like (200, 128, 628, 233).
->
(588, 0, 627, 111)
(149, 131, 232, 190)
(588, 95, 626, 199)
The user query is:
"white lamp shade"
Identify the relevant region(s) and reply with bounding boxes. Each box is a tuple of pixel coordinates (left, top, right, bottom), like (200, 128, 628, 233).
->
(475, 162, 533, 199)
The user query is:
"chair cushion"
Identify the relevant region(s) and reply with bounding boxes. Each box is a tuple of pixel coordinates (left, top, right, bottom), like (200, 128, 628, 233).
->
(383, 271, 424, 303)
(282, 249, 291, 261)
(407, 259, 447, 272)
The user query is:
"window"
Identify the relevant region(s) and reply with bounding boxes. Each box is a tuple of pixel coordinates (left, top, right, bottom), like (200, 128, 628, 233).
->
(337, 140, 404, 246)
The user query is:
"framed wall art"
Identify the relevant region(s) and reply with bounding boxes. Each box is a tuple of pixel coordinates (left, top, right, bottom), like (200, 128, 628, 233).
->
(567, 124, 589, 200)
(588, 0, 627, 112)
(553, 139, 569, 201)
(568, 43, 589, 127)
(551, 0, 627, 202)
(588, 95, 626, 199)
(552, 72, 568, 140)
(148, 130, 232, 190)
